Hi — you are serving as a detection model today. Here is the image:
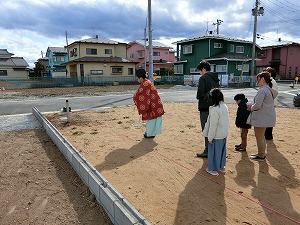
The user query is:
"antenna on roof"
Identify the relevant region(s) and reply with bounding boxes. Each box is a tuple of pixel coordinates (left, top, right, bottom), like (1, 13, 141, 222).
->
(212, 19, 223, 35)
(91, 26, 95, 38)
(206, 18, 209, 34)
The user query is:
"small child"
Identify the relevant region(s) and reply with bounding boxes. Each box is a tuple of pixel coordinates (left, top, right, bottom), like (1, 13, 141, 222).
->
(203, 88, 229, 176)
(234, 94, 251, 151)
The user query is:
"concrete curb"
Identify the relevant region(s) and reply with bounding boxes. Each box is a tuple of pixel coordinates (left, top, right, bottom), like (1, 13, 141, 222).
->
(32, 107, 151, 225)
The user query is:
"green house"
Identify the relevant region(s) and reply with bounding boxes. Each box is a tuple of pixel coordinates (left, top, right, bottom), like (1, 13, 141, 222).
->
(173, 35, 261, 86)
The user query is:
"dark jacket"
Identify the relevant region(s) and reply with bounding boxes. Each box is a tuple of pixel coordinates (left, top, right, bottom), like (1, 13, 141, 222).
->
(196, 72, 220, 111)
(235, 98, 251, 129)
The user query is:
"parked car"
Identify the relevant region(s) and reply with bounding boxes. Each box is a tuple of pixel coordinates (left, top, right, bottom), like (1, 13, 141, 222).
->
(293, 91, 300, 107)
(153, 75, 163, 85)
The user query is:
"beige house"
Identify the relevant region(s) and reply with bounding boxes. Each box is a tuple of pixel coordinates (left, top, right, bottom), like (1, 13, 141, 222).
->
(0, 49, 29, 79)
(64, 35, 137, 83)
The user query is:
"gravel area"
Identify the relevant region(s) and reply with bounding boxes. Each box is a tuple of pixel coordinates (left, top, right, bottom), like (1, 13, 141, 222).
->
(0, 113, 42, 131)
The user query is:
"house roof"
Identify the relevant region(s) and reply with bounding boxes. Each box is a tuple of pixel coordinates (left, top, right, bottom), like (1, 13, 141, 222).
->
(68, 36, 126, 46)
(0, 49, 14, 58)
(63, 56, 137, 65)
(261, 42, 300, 49)
(0, 57, 29, 67)
(128, 40, 173, 49)
(47, 47, 67, 53)
(173, 34, 260, 48)
(204, 53, 252, 62)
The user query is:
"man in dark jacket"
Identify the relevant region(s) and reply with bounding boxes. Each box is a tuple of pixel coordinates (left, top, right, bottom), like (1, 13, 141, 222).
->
(196, 61, 220, 158)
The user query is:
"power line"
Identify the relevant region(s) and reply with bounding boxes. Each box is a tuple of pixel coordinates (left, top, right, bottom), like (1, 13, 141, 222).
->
(263, 0, 300, 13)
(273, 0, 300, 10)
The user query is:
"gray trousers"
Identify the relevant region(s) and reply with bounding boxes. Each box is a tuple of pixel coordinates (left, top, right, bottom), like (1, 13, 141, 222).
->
(200, 111, 209, 153)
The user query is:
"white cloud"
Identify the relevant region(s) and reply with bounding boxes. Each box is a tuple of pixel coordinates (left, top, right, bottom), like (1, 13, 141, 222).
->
(1, 0, 300, 69)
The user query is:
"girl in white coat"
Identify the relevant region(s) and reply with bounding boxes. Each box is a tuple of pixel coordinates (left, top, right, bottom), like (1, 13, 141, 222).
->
(203, 88, 230, 176)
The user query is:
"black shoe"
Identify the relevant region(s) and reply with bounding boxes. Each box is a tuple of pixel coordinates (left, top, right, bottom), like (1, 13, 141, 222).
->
(196, 152, 208, 158)
(235, 144, 242, 149)
(144, 133, 155, 139)
(250, 154, 266, 161)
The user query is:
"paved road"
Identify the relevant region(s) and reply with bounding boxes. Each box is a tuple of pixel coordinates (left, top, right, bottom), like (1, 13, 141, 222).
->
(0, 84, 299, 115)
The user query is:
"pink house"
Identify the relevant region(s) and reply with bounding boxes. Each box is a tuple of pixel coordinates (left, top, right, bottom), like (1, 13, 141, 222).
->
(256, 42, 300, 79)
(127, 40, 175, 74)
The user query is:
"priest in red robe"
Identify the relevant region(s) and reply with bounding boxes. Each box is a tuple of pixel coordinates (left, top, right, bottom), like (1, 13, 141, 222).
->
(133, 68, 165, 138)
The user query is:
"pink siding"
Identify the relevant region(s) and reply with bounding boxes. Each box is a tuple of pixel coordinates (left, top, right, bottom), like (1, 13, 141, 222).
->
(127, 42, 175, 71)
(256, 44, 300, 79)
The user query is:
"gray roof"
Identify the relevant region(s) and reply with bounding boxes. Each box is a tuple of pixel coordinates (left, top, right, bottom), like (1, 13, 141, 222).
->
(129, 40, 173, 49)
(204, 53, 251, 62)
(0, 57, 29, 67)
(261, 42, 300, 49)
(71, 36, 124, 45)
(0, 49, 29, 67)
(174, 34, 253, 45)
(0, 49, 14, 58)
(47, 47, 67, 53)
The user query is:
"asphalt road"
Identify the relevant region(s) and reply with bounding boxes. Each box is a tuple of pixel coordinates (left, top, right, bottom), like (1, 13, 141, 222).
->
(0, 84, 299, 115)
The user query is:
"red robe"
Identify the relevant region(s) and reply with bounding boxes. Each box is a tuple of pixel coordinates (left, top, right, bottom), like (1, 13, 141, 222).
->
(133, 79, 165, 121)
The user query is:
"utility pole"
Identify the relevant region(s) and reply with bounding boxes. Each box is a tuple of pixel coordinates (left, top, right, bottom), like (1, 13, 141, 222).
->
(65, 31, 69, 47)
(213, 19, 223, 35)
(144, 25, 147, 71)
(251, 0, 264, 85)
(148, 0, 153, 82)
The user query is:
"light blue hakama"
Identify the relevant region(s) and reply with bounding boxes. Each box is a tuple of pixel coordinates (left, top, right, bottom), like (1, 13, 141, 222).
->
(146, 116, 162, 136)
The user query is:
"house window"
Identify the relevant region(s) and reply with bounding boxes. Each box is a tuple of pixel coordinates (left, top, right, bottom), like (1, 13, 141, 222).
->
(288, 66, 292, 77)
(153, 51, 160, 56)
(128, 68, 134, 75)
(138, 51, 143, 58)
(216, 65, 227, 72)
(90, 70, 103, 75)
(214, 43, 223, 48)
(295, 67, 298, 76)
(129, 53, 134, 58)
(105, 49, 112, 54)
(236, 46, 244, 53)
(183, 45, 193, 54)
(165, 51, 169, 55)
(86, 48, 97, 55)
(257, 50, 266, 58)
(111, 67, 123, 74)
(0, 70, 8, 76)
(190, 68, 198, 73)
(290, 49, 294, 55)
(230, 44, 235, 52)
(174, 64, 183, 74)
(70, 48, 78, 57)
(53, 56, 65, 62)
(237, 64, 250, 72)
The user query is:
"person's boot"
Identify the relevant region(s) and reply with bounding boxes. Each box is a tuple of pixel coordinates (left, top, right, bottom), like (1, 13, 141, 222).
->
(196, 150, 208, 158)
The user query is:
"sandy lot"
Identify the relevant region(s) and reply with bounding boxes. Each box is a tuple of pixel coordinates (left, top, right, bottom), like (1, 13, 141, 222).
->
(46, 102, 300, 225)
(1, 85, 300, 225)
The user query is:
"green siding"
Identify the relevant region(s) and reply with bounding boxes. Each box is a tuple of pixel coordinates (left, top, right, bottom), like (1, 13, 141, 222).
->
(176, 37, 257, 77)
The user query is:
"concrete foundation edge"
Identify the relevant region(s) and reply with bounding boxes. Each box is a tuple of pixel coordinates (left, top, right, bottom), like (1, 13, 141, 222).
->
(32, 107, 151, 225)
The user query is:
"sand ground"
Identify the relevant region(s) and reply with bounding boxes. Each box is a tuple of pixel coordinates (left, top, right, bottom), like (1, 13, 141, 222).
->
(46, 102, 300, 225)
(1, 85, 300, 225)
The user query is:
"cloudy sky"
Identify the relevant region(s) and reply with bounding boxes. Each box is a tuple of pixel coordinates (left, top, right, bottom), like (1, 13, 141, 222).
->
(1, 0, 300, 68)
